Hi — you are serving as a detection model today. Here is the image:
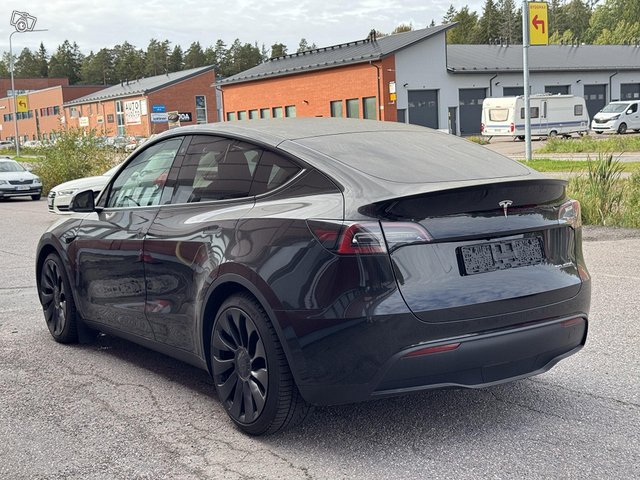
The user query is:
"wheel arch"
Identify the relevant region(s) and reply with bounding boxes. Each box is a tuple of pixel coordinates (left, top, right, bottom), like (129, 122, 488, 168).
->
(200, 272, 303, 387)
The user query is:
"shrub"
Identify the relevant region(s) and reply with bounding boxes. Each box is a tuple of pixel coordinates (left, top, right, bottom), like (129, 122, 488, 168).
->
(31, 129, 118, 195)
(466, 136, 490, 145)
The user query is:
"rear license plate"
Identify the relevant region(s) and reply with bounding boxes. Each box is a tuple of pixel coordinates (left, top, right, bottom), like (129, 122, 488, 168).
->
(459, 237, 544, 275)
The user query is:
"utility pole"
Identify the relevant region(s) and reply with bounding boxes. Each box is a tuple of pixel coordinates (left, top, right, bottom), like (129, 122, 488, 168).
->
(522, 1, 532, 161)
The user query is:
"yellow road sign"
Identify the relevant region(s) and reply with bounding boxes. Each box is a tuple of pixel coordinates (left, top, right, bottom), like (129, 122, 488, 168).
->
(16, 95, 29, 113)
(529, 2, 549, 45)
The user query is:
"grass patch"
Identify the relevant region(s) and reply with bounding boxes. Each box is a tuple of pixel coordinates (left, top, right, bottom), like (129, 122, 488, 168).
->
(567, 154, 640, 228)
(521, 158, 640, 172)
(538, 135, 640, 153)
(466, 136, 491, 145)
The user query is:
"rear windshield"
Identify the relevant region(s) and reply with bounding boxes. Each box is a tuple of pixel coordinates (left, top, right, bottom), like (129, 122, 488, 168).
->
(489, 109, 510, 122)
(296, 131, 530, 184)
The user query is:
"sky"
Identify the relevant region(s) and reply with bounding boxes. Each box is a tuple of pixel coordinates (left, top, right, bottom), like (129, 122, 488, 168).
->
(0, 1, 485, 56)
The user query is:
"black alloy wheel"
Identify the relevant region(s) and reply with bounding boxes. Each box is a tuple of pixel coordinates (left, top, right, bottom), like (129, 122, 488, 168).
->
(39, 253, 78, 343)
(618, 123, 627, 134)
(211, 293, 310, 435)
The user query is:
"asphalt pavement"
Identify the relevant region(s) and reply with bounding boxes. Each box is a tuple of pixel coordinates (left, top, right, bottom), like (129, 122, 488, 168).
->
(0, 199, 638, 479)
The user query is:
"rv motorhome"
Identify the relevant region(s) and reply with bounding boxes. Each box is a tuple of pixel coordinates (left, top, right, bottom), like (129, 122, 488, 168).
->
(481, 94, 590, 139)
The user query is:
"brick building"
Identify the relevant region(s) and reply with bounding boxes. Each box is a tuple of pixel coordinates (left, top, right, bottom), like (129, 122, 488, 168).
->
(63, 66, 217, 138)
(0, 84, 105, 143)
(0, 77, 69, 97)
(218, 26, 452, 123)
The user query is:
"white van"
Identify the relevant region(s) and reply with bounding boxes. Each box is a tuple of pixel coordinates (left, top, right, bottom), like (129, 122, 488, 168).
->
(481, 94, 590, 139)
(591, 101, 640, 134)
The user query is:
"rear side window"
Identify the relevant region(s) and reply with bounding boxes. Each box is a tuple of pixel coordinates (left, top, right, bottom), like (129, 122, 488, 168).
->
(489, 109, 509, 122)
(520, 107, 539, 119)
(171, 135, 301, 203)
(574, 105, 584, 116)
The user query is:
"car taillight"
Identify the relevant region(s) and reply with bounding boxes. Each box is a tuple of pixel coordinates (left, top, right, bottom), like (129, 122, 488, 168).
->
(307, 220, 432, 255)
(480, 123, 485, 133)
(510, 123, 515, 133)
(558, 199, 581, 229)
(307, 220, 387, 254)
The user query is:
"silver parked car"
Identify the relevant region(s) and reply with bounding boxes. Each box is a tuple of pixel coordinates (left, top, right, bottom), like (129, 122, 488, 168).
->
(0, 157, 42, 200)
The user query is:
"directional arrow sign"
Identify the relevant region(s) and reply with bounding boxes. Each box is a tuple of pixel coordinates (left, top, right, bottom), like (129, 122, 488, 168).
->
(16, 95, 29, 113)
(529, 2, 549, 45)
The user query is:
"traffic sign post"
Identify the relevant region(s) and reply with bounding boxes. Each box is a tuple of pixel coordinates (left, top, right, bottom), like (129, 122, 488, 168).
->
(529, 2, 549, 45)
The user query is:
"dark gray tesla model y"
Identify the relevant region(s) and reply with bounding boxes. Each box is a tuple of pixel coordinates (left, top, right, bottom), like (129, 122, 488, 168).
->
(36, 119, 590, 435)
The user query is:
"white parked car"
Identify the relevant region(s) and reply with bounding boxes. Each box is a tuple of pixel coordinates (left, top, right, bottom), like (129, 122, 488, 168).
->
(591, 100, 640, 134)
(0, 157, 43, 200)
(48, 163, 121, 214)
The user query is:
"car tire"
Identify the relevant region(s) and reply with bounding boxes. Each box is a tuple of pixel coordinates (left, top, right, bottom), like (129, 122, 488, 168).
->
(548, 130, 558, 138)
(31, 194, 41, 201)
(211, 293, 310, 435)
(618, 123, 627, 134)
(39, 253, 79, 343)
(517, 135, 525, 141)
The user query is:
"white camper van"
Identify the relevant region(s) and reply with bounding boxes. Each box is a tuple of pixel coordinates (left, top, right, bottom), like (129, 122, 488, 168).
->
(481, 94, 590, 139)
(591, 100, 640, 134)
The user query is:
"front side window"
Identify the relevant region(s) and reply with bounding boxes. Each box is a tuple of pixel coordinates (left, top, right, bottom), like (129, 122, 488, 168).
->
(627, 103, 638, 114)
(107, 137, 183, 208)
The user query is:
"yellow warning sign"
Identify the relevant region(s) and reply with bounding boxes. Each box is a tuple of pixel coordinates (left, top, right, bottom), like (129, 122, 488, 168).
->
(16, 95, 29, 113)
(529, 2, 549, 45)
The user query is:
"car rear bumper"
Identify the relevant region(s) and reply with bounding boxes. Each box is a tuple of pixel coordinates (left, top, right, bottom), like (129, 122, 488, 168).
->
(296, 314, 588, 405)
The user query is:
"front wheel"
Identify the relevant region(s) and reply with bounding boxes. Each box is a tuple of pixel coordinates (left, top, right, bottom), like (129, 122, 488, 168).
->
(39, 253, 79, 343)
(211, 293, 310, 435)
(618, 123, 627, 134)
(548, 130, 558, 138)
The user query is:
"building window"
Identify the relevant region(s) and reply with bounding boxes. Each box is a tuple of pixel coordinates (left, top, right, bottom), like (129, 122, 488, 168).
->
(115, 100, 125, 136)
(346, 98, 359, 118)
(330, 100, 343, 117)
(249, 109, 259, 119)
(70, 106, 79, 118)
(272, 106, 283, 118)
(195, 95, 207, 123)
(238, 110, 247, 120)
(285, 105, 296, 117)
(260, 108, 270, 119)
(226, 112, 236, 121)
(362, 97, 376, 120)
(53, 106, 60, 115)
(545, 85, 570, 95)
(574, 105, 584, 116)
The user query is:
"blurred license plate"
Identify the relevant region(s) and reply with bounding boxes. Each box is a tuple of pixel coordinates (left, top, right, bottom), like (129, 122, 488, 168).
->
(460, 237, 544, 275)
(17, 185, 30, 190)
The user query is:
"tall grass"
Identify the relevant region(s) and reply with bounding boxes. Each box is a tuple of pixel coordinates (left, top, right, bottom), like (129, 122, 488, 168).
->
(539, 135, 640, 153)
(568, 153, 640, 228)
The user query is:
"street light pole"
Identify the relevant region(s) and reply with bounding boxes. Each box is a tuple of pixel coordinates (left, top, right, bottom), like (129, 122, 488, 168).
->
(8, 10, 45, 158)
(9, 31, 20, 157)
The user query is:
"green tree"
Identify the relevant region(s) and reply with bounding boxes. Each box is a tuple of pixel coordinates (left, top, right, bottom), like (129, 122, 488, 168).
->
(498, 0, 519, 44)
(167, 45, 183, 72)
(227, 39, 262, 76)
(48, 40, 84, 84)
(183, 41, 207, 69)
(15, 48, 42, 77)
(35, 43, 48, 77)
(392, 23, 414, 34)
(145, 39, 171, 76)
(562, 0, 592, 41)
(474, 0, 501, 43)
(443, 4, 457, 24)
(112, 41, 145, 82)
(297, 38, 317, 53)
(594, 20, 640, 43)
(80, 48, 114, 84)
(211, 39, 230, 75)
(270, 42, 287, 58)
(448, 7, 480, 44)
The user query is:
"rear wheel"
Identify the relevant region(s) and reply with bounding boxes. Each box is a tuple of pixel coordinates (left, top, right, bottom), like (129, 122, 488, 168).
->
(211, 293, 310, 435)
(618, 123, 627, 134)
(39, 253, 78, 343)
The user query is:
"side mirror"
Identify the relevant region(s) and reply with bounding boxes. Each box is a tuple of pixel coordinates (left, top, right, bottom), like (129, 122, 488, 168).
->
(69, 189, 95, 213)
(626, 109, 633, 115)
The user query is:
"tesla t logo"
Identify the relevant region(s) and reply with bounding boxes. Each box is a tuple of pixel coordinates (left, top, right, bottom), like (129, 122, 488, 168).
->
(499, 200, 513, 217)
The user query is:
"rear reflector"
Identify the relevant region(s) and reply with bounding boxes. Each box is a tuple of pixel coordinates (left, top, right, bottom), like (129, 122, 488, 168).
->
(561, 317, 584, 328)
(403, 342, 461, 358)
